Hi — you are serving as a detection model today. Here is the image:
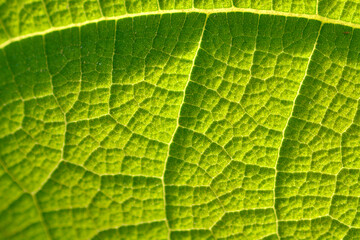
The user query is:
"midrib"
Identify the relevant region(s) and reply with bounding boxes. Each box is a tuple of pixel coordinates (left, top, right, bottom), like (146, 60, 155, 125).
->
(1, 7, 360, 49)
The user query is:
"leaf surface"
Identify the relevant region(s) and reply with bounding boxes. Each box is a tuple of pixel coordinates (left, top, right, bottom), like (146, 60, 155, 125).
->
(1, 1, 360, 239)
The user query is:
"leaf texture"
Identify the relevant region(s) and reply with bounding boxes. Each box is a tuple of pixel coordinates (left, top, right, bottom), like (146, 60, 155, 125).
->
(1, 1, 360, 239)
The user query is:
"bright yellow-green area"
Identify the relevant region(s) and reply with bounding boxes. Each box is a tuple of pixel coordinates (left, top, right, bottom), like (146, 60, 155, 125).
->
(1, 1, 360, 240)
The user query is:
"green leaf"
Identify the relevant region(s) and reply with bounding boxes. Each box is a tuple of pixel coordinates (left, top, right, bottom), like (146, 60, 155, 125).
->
(1, 1, 360, 239)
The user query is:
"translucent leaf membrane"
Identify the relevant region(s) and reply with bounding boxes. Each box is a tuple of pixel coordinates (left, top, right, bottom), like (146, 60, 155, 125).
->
(277, 23, 360, 239)
(1, 10, 360, 240)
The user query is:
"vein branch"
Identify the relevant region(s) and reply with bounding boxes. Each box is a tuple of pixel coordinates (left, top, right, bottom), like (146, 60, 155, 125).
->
(161, 14, 209, 239)
(272, 22, 324, 237)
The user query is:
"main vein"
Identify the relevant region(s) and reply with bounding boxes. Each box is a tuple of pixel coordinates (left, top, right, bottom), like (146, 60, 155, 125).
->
(2, 7, 360, 50)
